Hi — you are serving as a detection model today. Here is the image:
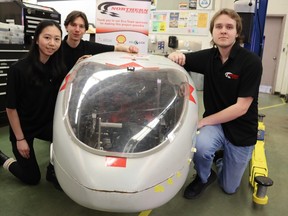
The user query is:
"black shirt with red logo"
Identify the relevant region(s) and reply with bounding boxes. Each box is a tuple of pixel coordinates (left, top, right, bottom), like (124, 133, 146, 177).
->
(183, 43, 262, 146)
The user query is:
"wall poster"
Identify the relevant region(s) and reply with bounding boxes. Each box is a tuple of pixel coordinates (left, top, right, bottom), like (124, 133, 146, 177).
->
(197, 0, 214, 10)
(151, 0, 157, 10)
(96, 0, 151, 54)
(150, 10, 210, 36)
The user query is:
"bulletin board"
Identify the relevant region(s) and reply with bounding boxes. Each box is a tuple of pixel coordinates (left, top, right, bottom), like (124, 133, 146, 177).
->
(150, 10, 210, 36)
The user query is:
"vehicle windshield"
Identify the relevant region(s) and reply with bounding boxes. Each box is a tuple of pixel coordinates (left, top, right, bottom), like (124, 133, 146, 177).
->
(64, 62, 189, 154)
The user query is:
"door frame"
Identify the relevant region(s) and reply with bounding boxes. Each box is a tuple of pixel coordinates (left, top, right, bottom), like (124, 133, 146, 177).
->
(263, 14, 286, 94)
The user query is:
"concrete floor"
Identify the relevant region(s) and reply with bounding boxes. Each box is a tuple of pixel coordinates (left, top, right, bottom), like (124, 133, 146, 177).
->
(0, 92, 287, 216)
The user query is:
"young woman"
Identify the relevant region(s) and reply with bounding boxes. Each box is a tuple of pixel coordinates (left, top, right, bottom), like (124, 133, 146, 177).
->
(0, 20, 66, 189)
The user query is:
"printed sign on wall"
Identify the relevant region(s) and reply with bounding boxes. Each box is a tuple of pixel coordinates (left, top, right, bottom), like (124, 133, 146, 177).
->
(197, 0, 214, 10)
(150, 10, 210, 36)
(96, 0, 151, 54)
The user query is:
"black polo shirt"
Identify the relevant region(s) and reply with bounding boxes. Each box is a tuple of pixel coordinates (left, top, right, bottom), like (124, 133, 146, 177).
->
(6, 58, 63, 141)
(62, 35, 115, 73)
(184, 43, 262, 146)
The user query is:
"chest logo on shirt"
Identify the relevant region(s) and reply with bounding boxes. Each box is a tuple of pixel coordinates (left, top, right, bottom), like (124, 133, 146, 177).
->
(225, 72, 239, 80)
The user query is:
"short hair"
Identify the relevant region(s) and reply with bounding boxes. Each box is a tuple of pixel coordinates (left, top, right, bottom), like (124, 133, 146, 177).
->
(209, 8, 243, 45)
(64, 10, 89, 30)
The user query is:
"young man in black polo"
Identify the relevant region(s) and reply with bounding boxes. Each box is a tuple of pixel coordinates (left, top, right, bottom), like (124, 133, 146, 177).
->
(168, 8, 262, 199)
(62, 10, 138, 72)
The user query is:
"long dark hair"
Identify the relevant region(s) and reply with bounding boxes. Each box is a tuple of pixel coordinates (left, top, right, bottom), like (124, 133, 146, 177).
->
(26, 20, 66, 85)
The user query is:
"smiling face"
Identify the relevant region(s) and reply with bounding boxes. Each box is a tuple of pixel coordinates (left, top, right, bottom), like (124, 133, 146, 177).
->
(65, 16, 86, 43)
(212, 14, 238, 49)
(37, 25, 62, 63)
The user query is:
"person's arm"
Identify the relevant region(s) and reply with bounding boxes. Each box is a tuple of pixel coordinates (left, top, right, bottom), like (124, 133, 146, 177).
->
(114, 44, 139, 53)
(6, 108, 30, 159)
(168, 52, 186, 66)
(75, 54, 92, 65)
(198, 97, 253, 129)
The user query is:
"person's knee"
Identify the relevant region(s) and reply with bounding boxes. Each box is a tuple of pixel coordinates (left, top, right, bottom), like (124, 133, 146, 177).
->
(23, 173, 41, 185)
(221, 185, 238, 195)
(24, 177, 40, 185)
(193, 146, 214, 163)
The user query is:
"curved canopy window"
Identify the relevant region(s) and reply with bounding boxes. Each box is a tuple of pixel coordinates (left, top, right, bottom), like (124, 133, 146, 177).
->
(64, 62, 189, 154)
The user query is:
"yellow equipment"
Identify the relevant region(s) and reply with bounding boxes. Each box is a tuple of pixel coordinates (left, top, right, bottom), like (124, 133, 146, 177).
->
(249, 114, 273, 205)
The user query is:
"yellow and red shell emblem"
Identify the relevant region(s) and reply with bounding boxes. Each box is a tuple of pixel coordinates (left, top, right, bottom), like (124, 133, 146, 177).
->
(116, 34, 126, 44)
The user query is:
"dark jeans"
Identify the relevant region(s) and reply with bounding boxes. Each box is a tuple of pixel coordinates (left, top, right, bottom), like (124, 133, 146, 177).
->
(9, 122, 52, 185)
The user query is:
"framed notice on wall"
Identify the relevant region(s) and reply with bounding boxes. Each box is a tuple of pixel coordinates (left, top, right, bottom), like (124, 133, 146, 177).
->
(150, 10, 210, 36)
(197, 0, 214, 10)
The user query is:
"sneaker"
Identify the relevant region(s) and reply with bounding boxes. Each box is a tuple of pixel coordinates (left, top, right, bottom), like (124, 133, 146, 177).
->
(46, 163, 63, 191)
(183, 169, 217, 199)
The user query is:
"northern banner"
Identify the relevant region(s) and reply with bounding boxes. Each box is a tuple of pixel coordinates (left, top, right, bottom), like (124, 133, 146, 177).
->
(96, 0, 151, 54)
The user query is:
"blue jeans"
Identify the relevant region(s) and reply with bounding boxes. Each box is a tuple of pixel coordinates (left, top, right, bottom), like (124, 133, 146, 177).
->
(193, 124, 254, 194)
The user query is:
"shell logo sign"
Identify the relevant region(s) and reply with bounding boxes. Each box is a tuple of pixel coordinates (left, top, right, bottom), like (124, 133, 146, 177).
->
(116, 34, 126, 44)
